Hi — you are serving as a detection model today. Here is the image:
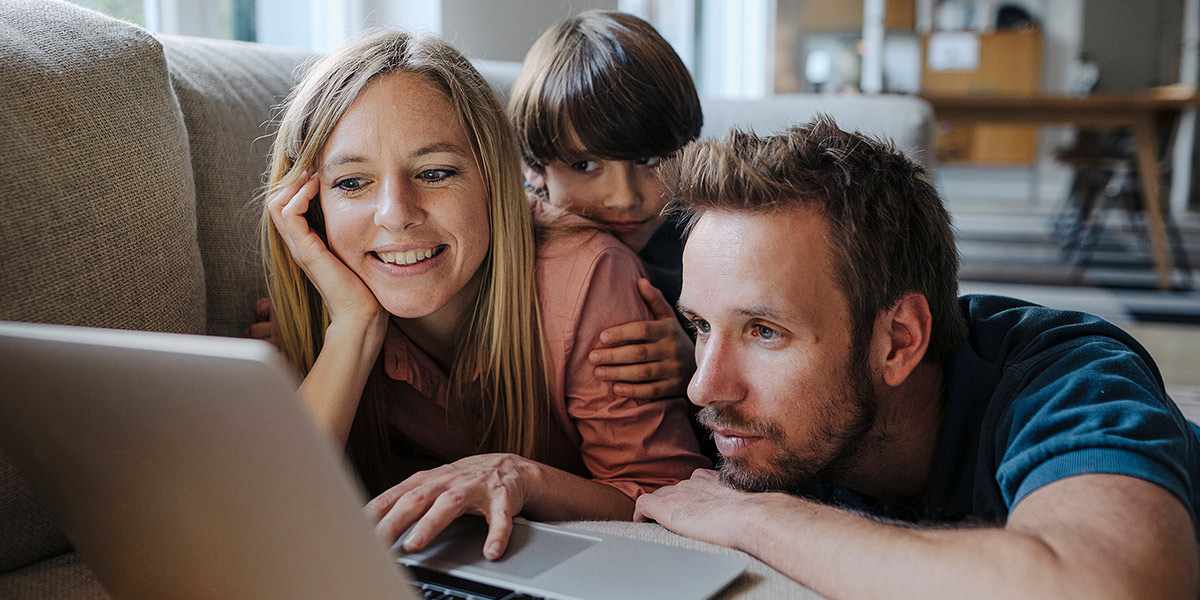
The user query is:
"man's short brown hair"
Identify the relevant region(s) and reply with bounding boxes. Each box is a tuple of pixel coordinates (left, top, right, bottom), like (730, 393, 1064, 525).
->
(509, 10, 702, 170)
(662, 116, 968, 362)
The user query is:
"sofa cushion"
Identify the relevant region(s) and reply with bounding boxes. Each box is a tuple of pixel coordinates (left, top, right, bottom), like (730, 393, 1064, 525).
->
(160, 35, 313, 337)
(0, 451, 70, 576)
(701, 94, 936, 166)
(0, 0, 207, 334)
(0, 0, 207, 579)
(0, 552, 109, 600)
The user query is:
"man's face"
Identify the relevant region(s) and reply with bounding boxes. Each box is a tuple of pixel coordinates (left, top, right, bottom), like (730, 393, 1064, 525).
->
(679, 208, 878, 492)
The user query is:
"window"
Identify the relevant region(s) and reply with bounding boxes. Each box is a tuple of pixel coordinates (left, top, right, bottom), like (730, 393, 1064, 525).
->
(67, 0, 257, 42)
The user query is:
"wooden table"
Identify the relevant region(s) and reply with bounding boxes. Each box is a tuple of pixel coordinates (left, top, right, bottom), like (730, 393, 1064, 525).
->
(920, 88, 1200, 291)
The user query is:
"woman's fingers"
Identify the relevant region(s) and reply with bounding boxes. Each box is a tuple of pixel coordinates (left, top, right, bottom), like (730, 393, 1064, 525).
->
(269, 173, 324, 264)
(402, 489, 471, 553)
(482, 497, 517, 560)
(371, 482, 439, 545)
(366, 456, 526, 560)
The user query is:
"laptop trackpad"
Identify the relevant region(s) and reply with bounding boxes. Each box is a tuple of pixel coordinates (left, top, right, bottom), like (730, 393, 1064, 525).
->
(400, 516, 597, 579)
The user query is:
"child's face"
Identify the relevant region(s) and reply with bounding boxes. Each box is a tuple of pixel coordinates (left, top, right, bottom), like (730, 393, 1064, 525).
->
(537, 155, 669, 252)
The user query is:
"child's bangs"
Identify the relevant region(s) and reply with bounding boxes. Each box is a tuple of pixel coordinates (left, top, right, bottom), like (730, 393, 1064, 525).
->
(525, 53, 699, 165)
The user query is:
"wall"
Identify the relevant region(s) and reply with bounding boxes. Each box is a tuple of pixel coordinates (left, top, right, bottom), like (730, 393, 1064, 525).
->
(1082, 0, 1180, 92)
(442, 0, 618, 61)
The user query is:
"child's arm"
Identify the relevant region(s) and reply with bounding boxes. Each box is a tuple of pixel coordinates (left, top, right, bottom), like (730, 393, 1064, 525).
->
(242, 297, 274, 345)
(588, 278, 696, 399)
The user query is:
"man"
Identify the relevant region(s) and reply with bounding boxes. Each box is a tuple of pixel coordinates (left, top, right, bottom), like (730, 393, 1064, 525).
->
(634, 117, 1200, 599)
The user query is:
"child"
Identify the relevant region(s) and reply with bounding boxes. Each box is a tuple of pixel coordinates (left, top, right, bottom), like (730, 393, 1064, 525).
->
(508, 10, 703, 402)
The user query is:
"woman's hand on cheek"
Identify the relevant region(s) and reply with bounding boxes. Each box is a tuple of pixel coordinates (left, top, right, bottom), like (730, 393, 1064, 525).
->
(364, 454, 537, 561)
(266, 172, 385, 329)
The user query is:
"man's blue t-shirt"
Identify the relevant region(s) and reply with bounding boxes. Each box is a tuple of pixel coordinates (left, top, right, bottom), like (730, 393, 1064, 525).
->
(824, 295, 1200, 535)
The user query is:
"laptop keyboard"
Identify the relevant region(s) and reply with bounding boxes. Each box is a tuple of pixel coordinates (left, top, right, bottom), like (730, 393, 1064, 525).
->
(407, 565, 546, 600)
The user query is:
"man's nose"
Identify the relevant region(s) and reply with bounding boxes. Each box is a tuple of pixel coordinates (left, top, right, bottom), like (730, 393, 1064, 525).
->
(688, 334, 746, 407)
(374, 180, 425, 231)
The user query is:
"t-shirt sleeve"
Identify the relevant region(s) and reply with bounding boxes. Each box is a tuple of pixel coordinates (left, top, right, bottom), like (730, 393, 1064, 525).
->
(560, 242, 710, 499)
(994, 337, 1198, 518)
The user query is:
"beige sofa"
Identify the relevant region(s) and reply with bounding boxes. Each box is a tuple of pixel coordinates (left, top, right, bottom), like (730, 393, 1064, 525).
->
(0, 1, 932, 598)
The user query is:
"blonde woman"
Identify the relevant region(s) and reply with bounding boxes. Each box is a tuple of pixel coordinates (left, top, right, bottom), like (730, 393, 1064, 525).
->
(262, 30, 707, 560)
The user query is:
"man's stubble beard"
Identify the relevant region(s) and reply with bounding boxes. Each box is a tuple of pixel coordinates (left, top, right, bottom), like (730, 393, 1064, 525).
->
(702, 346, 880, 494)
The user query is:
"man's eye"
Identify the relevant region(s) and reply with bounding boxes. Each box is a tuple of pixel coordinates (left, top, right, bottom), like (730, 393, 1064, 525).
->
(691, 319, 711, 335)
(334, 177, 367, 192)
(418, 169, 456, 182)
(570, 160, 600, 173)
(635, 156, 663, 167)
(751, 324, 779, 340)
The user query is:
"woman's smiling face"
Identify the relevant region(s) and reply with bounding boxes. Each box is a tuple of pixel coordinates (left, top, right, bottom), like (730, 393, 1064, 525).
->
(318, 71, 490, 322)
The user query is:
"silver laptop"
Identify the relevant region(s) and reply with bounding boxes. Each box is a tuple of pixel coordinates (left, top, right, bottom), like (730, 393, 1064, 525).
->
(0, 321, 745, 600)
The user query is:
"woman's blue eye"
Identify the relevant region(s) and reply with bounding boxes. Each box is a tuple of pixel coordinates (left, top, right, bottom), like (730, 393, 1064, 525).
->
(635, 156, 663, 167)
(570, 160, 600, 173)
(418, 169, 456, 181)
(334, 177, 367, 191)
(692, 319, 711, 335)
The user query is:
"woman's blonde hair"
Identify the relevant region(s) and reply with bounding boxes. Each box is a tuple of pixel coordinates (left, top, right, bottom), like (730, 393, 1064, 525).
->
(260, 29, 547, 488)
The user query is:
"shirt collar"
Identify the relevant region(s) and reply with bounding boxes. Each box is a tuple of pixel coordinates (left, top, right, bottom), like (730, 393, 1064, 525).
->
(382, 321, 450, 407)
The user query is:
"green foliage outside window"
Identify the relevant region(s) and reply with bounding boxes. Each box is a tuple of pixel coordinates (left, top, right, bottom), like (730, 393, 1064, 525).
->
(66, 0, 255, 42)
(71, 0, 144, 26)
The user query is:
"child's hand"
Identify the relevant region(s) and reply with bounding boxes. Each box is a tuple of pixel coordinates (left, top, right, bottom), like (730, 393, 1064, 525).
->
(242, 297, 274, 345)
(589, 278, 696, 400)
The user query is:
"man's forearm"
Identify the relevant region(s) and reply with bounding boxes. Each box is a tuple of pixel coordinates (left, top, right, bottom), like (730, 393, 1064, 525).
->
(725, 486, 1195, 600)
(735, 495, 1057, 599)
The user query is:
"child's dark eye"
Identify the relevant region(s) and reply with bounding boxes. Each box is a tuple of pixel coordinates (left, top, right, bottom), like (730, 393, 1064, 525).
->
(635, 156, 663, 167)
(417, 168, 457, 182)
(333, 177, 368, 192)
(570, 160, 600, 173)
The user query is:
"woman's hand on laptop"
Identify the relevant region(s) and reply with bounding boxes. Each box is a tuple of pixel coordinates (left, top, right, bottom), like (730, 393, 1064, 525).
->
(365, 453, 537, 561)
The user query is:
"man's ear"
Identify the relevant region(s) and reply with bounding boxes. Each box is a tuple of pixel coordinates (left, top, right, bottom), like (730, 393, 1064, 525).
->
(871, 292, 932, 388)
(521, 160, 545, 189)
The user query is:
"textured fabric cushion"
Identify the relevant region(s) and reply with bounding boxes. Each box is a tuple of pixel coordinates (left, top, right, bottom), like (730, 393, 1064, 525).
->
(160, 35, 312, 337)
(0, 552, 109, 600)
(0, 0, 206, 334)
(0, 0, 206, 581)
(0, 451, 70, 576)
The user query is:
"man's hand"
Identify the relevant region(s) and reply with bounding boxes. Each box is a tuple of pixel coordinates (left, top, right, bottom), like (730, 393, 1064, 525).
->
(589, 278, 695, 399)
(242, 297, 274, 344)
(365, 453, 537, 561)
(633, 468, 761, 549)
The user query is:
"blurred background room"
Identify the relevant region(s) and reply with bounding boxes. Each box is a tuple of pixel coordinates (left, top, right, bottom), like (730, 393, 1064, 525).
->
(71, 0, 1200, 413)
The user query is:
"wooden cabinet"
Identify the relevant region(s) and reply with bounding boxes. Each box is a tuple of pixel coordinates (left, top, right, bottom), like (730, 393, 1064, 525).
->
(791, 0, 915, 31)
(921, 29, 1042, 165)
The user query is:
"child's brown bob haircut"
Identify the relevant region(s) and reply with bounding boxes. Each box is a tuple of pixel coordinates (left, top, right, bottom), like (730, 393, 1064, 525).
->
(509, 10, 702, 171)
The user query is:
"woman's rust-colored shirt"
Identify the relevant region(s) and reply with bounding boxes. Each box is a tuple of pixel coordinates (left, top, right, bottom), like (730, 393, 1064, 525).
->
(379, 227, 709, 499)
